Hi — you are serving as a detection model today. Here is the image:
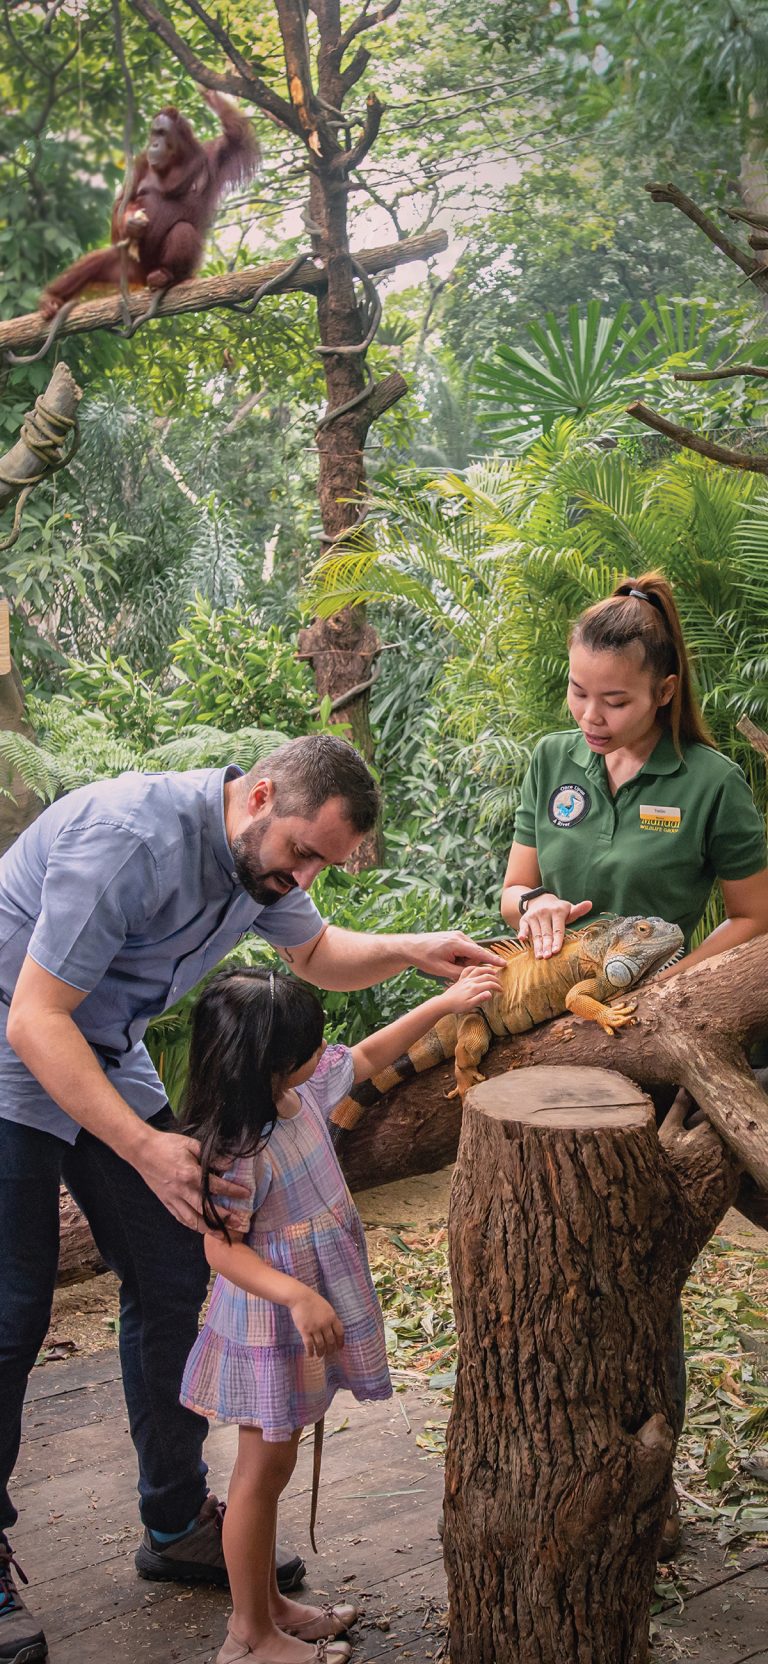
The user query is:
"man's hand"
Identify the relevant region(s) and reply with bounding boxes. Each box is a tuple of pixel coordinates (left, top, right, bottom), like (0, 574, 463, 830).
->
(407, 931, 505, 980)
(134, 1127, 251, 1234)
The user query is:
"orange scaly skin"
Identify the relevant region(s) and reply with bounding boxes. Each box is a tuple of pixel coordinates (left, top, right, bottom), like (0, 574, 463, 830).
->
(329, 914, 683, 1136)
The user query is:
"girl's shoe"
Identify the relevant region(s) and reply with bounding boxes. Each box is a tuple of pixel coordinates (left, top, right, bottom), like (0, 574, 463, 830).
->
(285, 1603, 360, 1641)
(216, 1635, 352, 1664)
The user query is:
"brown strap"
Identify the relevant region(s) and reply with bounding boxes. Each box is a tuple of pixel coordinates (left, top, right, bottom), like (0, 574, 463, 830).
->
(309, 1416, 324, 1553)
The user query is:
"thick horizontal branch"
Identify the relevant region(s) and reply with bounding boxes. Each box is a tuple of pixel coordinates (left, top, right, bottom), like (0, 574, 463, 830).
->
(626, 400, 768, 472)
(645, 180, 768, 293)
(0, 230, 448, 358)
(340, 934, 768, 1193)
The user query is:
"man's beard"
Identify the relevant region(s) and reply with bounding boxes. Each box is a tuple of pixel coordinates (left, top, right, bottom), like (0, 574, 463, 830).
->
(231, 819, 297, 907)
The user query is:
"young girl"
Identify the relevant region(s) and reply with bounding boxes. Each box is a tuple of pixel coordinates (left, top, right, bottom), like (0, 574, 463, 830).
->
(179, 959, 501, 1664)
(500, 570, 768, 1557)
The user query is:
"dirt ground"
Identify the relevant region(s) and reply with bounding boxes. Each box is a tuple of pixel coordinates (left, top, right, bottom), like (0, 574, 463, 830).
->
(44, 1164, 768, 1362)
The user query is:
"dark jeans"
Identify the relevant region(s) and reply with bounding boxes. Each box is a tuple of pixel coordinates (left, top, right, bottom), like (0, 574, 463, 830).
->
(0, 1107, 210, 1534)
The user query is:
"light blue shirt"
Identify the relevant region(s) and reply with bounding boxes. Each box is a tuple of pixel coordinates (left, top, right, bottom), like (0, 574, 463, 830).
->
(0, 766, 325, 1141)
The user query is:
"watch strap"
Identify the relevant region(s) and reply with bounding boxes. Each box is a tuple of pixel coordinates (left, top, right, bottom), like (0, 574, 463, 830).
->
(519, 886, 548, 915)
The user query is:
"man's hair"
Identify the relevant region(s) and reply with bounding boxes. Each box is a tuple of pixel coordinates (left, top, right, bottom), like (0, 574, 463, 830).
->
(245, 734, 380, 833)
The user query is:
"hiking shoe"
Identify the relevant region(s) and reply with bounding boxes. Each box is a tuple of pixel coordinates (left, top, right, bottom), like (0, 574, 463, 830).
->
(0, 1534, 47, 1663)
(135, 1496, 306, 1590)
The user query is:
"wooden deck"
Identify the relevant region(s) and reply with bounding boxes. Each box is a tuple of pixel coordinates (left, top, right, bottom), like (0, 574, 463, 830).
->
(13, 1346, 768, 1662)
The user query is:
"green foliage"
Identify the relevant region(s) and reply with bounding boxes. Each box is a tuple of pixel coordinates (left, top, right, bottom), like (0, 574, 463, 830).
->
(61, 595, 315, 748)
(476, 297, 768, 443)
(0, 692, 292, 806)
(477, 300, 659, 439)
(169, 597, 314, 732)
(312, 425, 768, 832)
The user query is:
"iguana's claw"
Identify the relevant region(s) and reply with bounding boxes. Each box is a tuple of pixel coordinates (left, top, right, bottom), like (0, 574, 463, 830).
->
(598, 998, 637, 1034)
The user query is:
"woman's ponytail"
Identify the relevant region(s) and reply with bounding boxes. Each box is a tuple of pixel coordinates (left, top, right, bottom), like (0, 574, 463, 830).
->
(569, 571, 715, 752)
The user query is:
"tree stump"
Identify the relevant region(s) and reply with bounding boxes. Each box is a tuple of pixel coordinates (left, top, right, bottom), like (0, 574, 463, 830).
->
(57, 1188, 106, 1284)
(443, 1065, 742, 1664)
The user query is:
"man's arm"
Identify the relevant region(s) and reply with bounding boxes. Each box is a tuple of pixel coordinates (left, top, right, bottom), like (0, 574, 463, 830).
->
(6, 957, 248, 1232)
(276, 922, 503, 991)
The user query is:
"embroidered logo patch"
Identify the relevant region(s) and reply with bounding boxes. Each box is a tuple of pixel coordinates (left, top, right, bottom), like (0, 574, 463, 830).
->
(548, 783, 590, 828)
(639, 803, 681, 833)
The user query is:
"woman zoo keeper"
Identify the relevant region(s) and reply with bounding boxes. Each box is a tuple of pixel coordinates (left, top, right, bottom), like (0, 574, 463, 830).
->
(500, 570, 768, 1556)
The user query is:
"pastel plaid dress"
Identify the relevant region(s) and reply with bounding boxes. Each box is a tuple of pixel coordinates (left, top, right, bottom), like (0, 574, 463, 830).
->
(180, 1043, 392, 1440)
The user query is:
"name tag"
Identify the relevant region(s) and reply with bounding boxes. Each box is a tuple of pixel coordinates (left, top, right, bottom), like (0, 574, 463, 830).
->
(639, 803, 681, 833)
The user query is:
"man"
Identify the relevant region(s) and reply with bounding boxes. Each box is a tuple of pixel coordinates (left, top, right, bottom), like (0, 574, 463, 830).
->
(0, 734, 499, 1664)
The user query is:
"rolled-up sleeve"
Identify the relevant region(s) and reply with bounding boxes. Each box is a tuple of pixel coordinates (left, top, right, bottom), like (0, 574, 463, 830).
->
(27, 821, 159, 992)
(251, 887, 326, 949)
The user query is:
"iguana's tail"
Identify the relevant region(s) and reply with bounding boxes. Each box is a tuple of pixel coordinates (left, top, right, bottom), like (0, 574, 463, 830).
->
(329, 1013, 458, 1142)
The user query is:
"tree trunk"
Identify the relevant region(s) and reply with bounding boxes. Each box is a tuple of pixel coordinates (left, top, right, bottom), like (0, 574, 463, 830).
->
(443, 1065, 741, 1664)
(336, 934, 768, 1194)
(57, 1189, 106, 1285)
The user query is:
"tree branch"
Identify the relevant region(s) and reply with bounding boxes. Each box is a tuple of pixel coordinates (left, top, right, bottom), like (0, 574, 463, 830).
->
(275, 0, 320, 144)
(626, 400, 768, 472)
(737, 713, 768, 760)
(645, 180, 768, 293)
(674, 363, 768, 382)
(338, 45, 371, 97)
(178, 0, 261, 82)
(125, 0, 299, 131)
(724, 205, 768, 231)
(332, 0, 402, 62)
(331, 92, 383, 173)
(0, 230, 448, 357)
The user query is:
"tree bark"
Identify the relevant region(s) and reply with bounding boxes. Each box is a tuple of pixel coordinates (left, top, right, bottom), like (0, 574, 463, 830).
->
(336, 935, 768, 1193)
(0, 362, 82, 849)
(443, 1065, 741, 1664)
(57, 1190, 106, 1284)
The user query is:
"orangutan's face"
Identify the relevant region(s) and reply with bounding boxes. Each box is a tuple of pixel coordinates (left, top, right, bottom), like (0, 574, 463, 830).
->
(147, 114, 179, 173)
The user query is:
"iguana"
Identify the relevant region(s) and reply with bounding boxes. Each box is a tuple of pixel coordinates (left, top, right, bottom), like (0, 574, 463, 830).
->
(329, 914, 683, 1137)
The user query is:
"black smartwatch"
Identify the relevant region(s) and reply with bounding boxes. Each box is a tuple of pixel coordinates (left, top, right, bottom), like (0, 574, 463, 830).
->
(519, 886, 549, 915)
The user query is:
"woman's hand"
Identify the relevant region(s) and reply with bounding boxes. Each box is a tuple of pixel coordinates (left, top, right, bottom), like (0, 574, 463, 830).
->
(436, 963, 503, 1013)
(289, 1289, 345, 1358)
(518, 894, 592, 959)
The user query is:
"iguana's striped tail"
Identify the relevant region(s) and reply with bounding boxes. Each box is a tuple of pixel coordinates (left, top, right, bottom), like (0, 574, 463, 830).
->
(329, 1013, 458, 1142)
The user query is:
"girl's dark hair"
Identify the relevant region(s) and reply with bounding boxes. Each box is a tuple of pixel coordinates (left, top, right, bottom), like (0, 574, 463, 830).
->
(180, 967, 325, 1233)
(569, 571, 715, 753)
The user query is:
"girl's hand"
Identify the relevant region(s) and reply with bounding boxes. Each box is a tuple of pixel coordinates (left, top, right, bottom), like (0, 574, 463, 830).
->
(437, 963, 503, 1013)
(518, 894, 592, 959)
(289, 1289, 345, 1358)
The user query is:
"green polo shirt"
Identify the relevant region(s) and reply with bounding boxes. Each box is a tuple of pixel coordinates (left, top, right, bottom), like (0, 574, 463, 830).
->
(513, 730, 767, 948)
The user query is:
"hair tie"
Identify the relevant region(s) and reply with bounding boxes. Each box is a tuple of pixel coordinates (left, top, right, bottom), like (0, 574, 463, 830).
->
(622, 586, 664, 615)
(269, 970, 275, 1003)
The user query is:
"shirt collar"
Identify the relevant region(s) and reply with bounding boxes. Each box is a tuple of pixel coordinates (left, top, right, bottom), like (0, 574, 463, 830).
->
(566, 728, 685, 781)
(206, 765, 244, 883)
